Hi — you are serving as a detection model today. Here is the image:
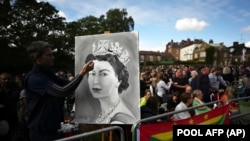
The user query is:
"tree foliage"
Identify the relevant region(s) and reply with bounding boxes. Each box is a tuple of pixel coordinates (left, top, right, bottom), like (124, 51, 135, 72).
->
(102, 8, 134, 32)
(0, 0, 134, 74)
(205, 46, 215, 65)
(65, 8, 134, 50)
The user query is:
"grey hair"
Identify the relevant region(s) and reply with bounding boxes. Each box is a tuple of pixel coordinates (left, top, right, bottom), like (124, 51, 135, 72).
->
(222, 67, 231, 74)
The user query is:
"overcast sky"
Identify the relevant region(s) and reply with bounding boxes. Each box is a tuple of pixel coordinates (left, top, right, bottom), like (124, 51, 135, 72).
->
(40, 0, 250, 51)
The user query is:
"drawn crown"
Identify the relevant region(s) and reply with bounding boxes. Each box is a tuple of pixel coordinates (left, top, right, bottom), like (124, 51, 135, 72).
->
(92, 40, 130, 65)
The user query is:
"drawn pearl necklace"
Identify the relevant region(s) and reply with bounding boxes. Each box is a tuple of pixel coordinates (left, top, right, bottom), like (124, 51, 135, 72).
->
(96, 99, 120, 123)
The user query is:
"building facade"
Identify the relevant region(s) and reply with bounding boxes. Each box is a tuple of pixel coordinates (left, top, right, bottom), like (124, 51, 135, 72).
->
(139, 51, 162, 65)
(139, 40, 249, 66)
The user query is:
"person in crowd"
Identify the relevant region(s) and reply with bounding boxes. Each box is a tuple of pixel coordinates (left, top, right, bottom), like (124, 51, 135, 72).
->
(172, 68, 190, 98)
(238, 65, 245, 77)
(191, 65, 211, 103)
(64, 75, 76, 120)
(209, 67, 228, 93)
(24, 41, 94, 141)
(0, 73, 9, 140)
(172, 92, 193, 120)
(140, 89, 152, 107)
(235, 90, 250, 124)
(166, 92, 180, 112)
(189, 70, 198, 85)
(140, 96, 159, 123)
(220, 86, 236, 105)
(149, 69, 157, 95)
(242, 71, 249, 86)
(85, 51, 136, 124)
(232, 69, 247, 97)
(220, 86, 238, 113)
(185, 85, 193, 93)
(221, 66, 234, 85)
(14, 73, 31, 141)
(243, 70, 250, 96)
(14, 74, 25, 91)
(67, 75, 75, 82)
(0, 72, 21, 141)
(56, 70, 67, 79)
(140, 72, 148, 98)
(185, 85, 195, 116)
(192, 89, 211, 115)
(155, 72, 172, 105)
(17, 88, 30, 141)
(183, 65, 191, 79)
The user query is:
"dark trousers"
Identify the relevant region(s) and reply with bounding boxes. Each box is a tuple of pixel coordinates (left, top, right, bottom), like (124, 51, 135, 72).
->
(157, 95, 163, 106)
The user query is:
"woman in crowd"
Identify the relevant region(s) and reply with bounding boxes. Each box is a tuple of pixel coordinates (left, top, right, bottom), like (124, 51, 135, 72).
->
(166, 92, 180, 112)
(140, 96, 159, 123)
(155, 72, 172, 105)
(220, 86, 238, 113)
(173, 92, 193, 120)
(192, 89, 211, 115)
(140, 89, 152, 107)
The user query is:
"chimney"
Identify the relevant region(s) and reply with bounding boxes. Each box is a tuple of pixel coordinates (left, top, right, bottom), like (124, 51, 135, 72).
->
(233, 41, 239, 47)
(209, 39, 213, 44)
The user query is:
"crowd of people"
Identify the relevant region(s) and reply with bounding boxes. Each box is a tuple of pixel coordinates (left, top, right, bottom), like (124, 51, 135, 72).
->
(140, 64, 250, 122)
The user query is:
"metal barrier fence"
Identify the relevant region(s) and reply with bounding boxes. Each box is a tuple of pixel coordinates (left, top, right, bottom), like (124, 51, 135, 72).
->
(54, 96, 250, 141)
(229, 96, 250, 121)
(131, 96, 250, 141)
(131, 100, 221, 141)
(54, 125, 125, 141)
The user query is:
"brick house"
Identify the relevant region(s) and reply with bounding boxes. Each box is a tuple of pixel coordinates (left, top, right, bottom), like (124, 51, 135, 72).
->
(139, 51, 162, 65)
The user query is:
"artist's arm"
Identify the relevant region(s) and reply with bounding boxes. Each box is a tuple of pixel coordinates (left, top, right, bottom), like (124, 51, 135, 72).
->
(47, 60, 94, 97)
(47, 75, 83, 97)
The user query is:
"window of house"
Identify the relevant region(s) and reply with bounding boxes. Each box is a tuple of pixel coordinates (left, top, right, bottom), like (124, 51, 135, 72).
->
(149, 56, 153, 62)
(140, 55, 144, 62)
(194, 53, 198, 58)
(224, 53, 227, 57)
(176, 50, 179, 54)
(157, 56, 161, 61)
(200, 52, 205, 57)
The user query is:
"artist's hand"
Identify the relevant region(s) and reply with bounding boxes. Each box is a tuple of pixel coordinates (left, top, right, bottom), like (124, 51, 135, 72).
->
(79, 60, 94, 76)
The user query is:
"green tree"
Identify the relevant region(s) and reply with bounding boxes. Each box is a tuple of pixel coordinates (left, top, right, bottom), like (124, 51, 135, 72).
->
(64, 8, 135, 59)
(0, 1, 135, 74)
(0, 0, 68, 73)
(65, 15, 103, 54)
(205, 46, 215, 65)
(101, 8, 134, 32)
